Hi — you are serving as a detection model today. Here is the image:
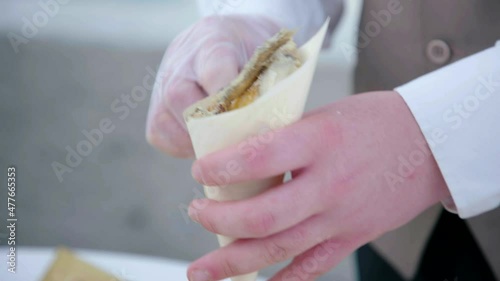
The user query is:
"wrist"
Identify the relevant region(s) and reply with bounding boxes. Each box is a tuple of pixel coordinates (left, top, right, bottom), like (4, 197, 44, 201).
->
(392, 91, 451, 207)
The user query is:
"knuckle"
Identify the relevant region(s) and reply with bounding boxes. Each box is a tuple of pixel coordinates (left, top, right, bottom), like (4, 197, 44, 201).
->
(248, 145, 274, 165)
(289, 228, 308, 244)
(197, 67, 218, 88)
(310, 257, 335, 278)
(309, 269, 330, 280)
(163, 85, 185, 107)
(220, 259, 240, 278)
(263, 240, 288, 264)
(314, 116, 343, 152)
(162, 92, 178, 108)
(146, 112, 192, 157)
(196, 44, 238, 82)
(244, 211, 276, 237)
(196, 50, 235, 81)
(241, 136, 278, 170)
(289, 257, 330, 280)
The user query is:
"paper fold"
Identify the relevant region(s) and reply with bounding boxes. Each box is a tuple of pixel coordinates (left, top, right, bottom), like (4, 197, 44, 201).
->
(184, 19, 329, 281)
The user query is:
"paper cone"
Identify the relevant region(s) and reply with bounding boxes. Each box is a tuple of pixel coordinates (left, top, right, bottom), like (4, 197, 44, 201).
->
(184, 19, 329, 281)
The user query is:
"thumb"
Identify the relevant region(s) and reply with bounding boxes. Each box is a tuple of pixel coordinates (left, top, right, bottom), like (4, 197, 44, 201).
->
(195, 42, 241, 95)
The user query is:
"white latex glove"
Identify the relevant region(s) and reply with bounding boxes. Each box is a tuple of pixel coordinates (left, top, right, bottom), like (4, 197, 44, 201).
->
(146, 15, 281, 158)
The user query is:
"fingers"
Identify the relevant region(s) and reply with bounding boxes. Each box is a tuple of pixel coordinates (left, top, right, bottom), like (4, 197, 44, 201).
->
(146, 67, 202, 157)
(146, 108, 194, 158)
(188, 173, 323, 238)
(146, 15, 282, 158)
(195, 41, 240, 95)
(269, 238, 356, 281)
(192, 117, 326, 185)
(163, 79, 206, 128)
(187, 214, 330, 281)
(147, 23, 242, 158)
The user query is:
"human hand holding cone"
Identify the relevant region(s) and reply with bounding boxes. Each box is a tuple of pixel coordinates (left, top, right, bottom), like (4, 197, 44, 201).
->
(184, 19, 329, 281)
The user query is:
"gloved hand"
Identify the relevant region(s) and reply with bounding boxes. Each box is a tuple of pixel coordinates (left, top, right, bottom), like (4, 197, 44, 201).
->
(146, 14, 281, 158)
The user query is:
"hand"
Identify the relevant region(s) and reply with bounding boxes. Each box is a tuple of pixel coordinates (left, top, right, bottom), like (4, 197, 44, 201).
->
(186, 91, 451, 281)
(146, 15, 280, 158)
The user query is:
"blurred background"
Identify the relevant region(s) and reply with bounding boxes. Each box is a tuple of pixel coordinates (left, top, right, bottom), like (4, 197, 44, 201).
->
(0, 0, 362, 280)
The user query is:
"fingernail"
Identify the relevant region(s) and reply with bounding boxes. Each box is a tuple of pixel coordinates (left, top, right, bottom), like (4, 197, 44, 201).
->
(188, 204, 199, 223)
(189, 269, 211, 281)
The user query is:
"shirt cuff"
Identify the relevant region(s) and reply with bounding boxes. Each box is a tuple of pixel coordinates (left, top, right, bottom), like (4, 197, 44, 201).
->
(196, 0, 327, 45)
(395, 41, 500, 218)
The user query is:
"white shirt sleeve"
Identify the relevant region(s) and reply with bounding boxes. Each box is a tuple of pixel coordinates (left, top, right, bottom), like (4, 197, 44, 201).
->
(196, 0, 342, 46)
(396, 41, 500, 219)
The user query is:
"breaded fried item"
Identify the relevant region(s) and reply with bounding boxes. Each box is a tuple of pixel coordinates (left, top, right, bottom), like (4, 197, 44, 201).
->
(41, 248, 119, 281)
(186, 29, 302, 119)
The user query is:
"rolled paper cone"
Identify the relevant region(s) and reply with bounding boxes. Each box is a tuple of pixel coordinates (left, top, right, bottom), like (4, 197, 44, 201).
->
(184, 19, 329, 281)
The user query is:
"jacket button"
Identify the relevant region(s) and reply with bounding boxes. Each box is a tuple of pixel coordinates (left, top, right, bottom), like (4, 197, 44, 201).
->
(426, 39, 451, 65)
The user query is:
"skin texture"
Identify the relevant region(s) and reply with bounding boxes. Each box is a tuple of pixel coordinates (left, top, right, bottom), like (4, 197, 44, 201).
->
(145, 15, 452, 281)
(184, 91, 451, 281)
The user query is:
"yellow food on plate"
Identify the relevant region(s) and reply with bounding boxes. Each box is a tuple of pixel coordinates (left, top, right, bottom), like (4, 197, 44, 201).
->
(41, 248, 119, 281)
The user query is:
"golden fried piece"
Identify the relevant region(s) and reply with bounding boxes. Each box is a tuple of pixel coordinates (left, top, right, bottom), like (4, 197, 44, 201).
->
(41, 248, 119, 281)
(187, 29, 302, 119)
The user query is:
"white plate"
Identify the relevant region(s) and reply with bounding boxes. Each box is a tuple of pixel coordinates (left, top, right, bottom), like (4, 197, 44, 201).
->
(0, 247, 264, 281)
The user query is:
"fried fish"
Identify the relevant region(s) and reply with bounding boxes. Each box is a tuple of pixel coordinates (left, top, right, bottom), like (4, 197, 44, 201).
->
(185, 29, 302, 120)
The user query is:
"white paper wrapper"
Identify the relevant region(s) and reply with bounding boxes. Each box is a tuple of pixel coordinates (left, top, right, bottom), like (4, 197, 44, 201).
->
(184, 19, 329, 281)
